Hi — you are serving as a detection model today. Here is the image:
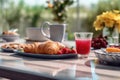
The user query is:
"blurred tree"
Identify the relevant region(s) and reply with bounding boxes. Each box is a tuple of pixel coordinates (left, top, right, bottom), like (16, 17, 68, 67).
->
(30, 5, 44, 27)
(5, 0, 24, 28)
(3, 0, 44, 28)
(46, 0, 74, 23)
(0, 0, 9, 31)
(0, 0, 8, 9)
(0, 0, 45, 36)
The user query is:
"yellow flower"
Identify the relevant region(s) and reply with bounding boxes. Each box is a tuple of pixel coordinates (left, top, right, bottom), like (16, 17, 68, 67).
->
(93, 18, 104, 30)
(48, 3, 53, 8)
(93, 10, 120, 33)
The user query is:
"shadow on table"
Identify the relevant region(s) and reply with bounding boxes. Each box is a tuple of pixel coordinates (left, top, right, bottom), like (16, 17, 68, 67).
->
(85, 59, 120, 70)
(85, 59, 120, 80)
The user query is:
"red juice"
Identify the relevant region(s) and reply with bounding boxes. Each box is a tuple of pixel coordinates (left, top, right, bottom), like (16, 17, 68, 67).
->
(75, 39, 91, 55)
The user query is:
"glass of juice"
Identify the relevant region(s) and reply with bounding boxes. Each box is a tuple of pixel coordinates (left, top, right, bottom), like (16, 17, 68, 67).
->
(74, 32, 93, 58)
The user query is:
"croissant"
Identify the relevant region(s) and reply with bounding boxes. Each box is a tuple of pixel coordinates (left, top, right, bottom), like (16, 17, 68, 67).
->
(36, 41, 60, 54)
(27, 41, 65, 54)
(20, 42, 40, 53)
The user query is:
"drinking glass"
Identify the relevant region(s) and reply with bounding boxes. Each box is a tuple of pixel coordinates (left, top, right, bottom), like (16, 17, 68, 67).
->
(74, 32, 93, 58)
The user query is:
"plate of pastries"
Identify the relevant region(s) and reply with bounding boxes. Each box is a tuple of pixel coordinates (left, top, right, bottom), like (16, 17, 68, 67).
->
(1, 43, 21, 53)
(94, 45, 120, 65)
(1, 41, 78, 59)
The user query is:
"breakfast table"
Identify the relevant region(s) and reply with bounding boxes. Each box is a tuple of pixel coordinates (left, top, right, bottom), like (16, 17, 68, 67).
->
(0, 40, 120, 80)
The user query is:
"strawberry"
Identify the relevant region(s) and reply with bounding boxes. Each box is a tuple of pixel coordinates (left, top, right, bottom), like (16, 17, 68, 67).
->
(62, 47, 68, 54)
(70, 49, 77, 53)
(57, 50, 63, 54)
(59, 47, 77, 54)
(61, 48, 66, 53)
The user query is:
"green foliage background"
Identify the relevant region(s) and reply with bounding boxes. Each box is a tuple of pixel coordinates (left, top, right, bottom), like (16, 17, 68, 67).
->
(0, 0, 120, 39)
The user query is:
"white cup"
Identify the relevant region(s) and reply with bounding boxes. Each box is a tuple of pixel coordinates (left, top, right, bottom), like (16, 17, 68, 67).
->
(41, 22, 66, 42)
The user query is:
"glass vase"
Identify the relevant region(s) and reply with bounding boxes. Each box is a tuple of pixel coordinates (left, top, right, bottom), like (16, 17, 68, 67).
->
(103, 27, 119, 45)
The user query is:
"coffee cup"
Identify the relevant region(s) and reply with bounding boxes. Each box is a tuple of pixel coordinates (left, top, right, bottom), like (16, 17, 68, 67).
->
(41, 22, 66, 42)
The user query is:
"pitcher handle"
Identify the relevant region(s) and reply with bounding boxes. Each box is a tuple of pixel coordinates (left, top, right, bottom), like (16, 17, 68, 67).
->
(41, 22, 50, 39)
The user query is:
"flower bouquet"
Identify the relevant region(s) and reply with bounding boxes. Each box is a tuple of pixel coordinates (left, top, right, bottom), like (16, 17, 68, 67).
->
(93, 10, 120, 45)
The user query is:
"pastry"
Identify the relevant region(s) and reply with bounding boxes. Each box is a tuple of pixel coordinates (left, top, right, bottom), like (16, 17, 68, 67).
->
(1, 43, 20, 49)
(2, 31, 19, 36)
(106, 47, 120, 53)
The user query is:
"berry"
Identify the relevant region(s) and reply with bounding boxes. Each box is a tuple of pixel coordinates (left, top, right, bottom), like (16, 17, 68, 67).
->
(92, 35, 108, 49)
(58, 47, 77, 54)
(60, 47, 70, 54)
(70, 49, 77, 53)
(62, 48, 68, 53)
(57, 50, 63, 54)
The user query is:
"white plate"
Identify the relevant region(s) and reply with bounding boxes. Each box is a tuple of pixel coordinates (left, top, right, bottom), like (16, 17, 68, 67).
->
(0, 35, 19, 42)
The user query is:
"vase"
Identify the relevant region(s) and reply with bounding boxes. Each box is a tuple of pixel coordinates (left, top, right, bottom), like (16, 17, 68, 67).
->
(102, 27, 119, 45)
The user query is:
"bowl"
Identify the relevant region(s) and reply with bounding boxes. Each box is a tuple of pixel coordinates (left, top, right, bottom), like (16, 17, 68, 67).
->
(94, 49, 120, 65)
(0, 35, 20, 42)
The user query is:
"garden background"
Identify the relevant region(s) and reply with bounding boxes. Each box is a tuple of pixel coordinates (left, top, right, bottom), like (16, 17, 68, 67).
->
(0, 0, 120, 40)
